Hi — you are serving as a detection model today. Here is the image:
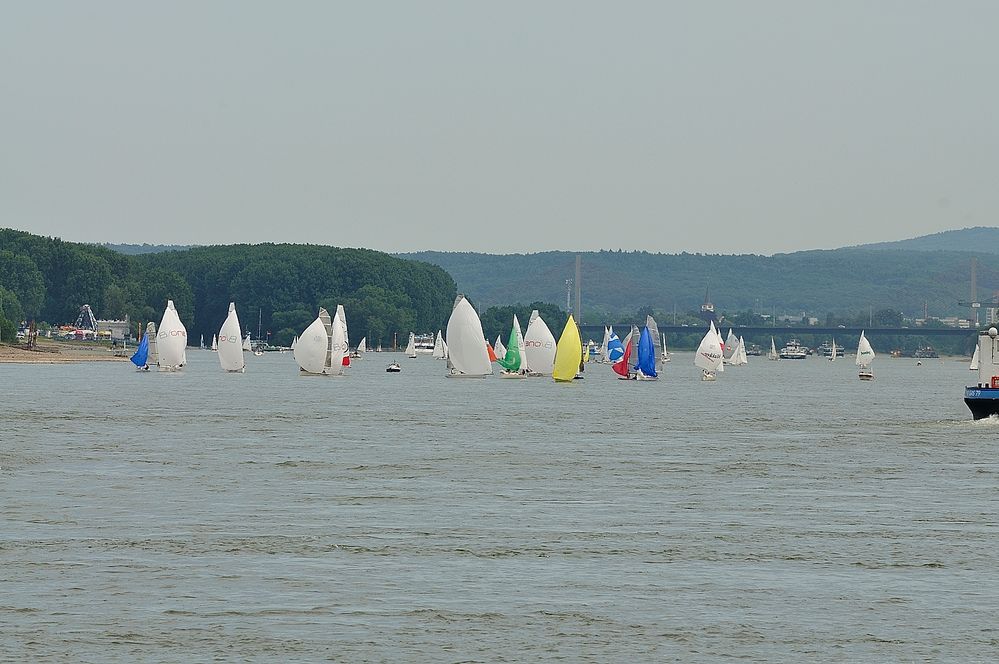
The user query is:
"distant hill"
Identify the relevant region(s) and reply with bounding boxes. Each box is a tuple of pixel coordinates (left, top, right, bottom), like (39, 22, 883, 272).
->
(100, 243, 194, 255)
(853, 227, 999, 253)
(398, 246, 996, 321)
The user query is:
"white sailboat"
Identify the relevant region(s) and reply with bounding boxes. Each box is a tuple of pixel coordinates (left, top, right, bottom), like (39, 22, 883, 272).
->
(217, 302, 245, 373)
(445, 295, 492, 377)
(211, 334, 218, 352)
(242, 333, 252, 352)
(856, 331, 875, 380)
(695, 321, 724, 380)
(146, 321, 159, 368)
(723, 329, 739, 364)
(432, 330, 448, 360)
(290, 335, 298, 350)
(523, 310, 557, 376)
(156, 300, 187, 371)
(767, 336, 779, 361)
(600, 326, 611, 363)
(405, 332, 417, 358)
(332, 304, 349, 368)
(351, 336, 366, 358)
(829, 339, 837, 362)
(733, 336, 749, 365)
(661, 333, 671, 363)
(970, 345, 980, 370)
(294, 307, 335, 375)
(494, 335, 507, 359)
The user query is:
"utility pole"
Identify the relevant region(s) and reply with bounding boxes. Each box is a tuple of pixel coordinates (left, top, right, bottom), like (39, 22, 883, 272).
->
(565, 278, 573, 314)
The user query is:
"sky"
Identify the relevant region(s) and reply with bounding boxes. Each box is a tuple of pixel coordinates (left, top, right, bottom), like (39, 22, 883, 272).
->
(2, 1, 998, 255)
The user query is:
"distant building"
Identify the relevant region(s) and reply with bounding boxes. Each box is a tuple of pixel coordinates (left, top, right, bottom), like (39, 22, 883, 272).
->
(96, 315, 131, 341)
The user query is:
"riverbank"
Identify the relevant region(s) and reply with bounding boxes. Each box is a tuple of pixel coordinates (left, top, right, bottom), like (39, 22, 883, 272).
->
(0, 340, 129, 364)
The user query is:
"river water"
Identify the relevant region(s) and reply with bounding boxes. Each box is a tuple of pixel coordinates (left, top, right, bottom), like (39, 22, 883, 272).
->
(2, 350, 997, 662)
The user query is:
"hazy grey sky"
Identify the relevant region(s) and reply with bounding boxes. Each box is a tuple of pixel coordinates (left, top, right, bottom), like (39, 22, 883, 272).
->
(2, 1, 997, 254)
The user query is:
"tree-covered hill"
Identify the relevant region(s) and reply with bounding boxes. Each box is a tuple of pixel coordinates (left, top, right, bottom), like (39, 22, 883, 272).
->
(856, 226, 999, 253)
(400, 246, 998, 322)
(0, 229, 456, 347)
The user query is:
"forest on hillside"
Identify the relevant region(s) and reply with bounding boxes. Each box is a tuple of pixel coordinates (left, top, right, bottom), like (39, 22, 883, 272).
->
(0, 229, 456, 348)
(401, 247, 999, 323)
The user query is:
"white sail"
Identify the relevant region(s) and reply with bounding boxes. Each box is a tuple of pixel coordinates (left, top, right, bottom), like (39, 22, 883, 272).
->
(242, 333, 252, 352)
(333, 304, 350, 365)
(768, 336, 779, 360)
(291, 335, 298, 350)
(146, 321, 159, 367)
(695, 321, 724, 372)
(856, 331, 876, 367)
(432, 330, 447, 359)
(723, 329, 738, 362)
(601, 326, 611, 363)
(445, 295, 492, 376)
(217, 302, 245, 372)
(329, 306, 347, 375)
(736, 337, 747, 364)
(830, 339, 837, 362)
(715, 323, 725, 372)
(211, 334, 218, 351)
(970, 345, 980, 370)
(294, 308, 332, 375)
(495, 335, 507, 359)
(156, 300, 187, 370)
(357, 337, 366, 354)
(405, 332, 417, 358)
(523, 310, 557, 375)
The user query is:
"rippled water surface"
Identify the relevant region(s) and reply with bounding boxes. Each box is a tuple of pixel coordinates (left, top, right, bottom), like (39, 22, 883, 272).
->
(3, 351, 997, 662)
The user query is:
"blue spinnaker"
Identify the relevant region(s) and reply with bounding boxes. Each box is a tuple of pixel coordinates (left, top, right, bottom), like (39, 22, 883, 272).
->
(130, 333, 149, 368)
(607, 334, 624, 362)
(635, 326, 657, 377)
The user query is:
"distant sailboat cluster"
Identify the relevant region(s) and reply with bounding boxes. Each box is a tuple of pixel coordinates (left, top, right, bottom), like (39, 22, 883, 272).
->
(128, 295, 882, 384)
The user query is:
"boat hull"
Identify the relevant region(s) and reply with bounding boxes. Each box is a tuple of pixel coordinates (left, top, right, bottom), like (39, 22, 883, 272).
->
(964, 387, 999, 420)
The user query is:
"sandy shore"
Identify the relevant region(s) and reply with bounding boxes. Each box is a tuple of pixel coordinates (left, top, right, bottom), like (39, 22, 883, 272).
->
(0, 340, 129, 364)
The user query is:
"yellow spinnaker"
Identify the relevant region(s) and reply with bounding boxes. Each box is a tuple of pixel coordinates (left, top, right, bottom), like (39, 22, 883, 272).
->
(553, 315, 582, 382)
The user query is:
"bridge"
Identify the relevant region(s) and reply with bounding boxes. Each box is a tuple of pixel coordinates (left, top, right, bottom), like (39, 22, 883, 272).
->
(577, 324, 979, 340)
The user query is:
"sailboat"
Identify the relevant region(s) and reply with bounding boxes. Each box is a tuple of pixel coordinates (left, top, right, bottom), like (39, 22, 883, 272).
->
(612, 328, 635, 379)
(730, 336, 748, 366)
(199, 334, 205, 350)
(829, 339, 837, 362)
(600, 326, 611, 363)
(242, 333, 252, 352)
(294, 307, 337, 375)
(351, 336, 366, 358)
(695, 321, 724, 380)
(291, 335, 298, 350)
(523, 310, 557, 376)
(496, 316, 526, 378)
(405, 332, 417, 359)
(211, 334, 218, 352)
(970, 345, 979, 370)
(333, 305, 349, 367)
(156, 300, 187, 371)
(767, 336, 779, 361)
(444, 294, 492, 378)
(634, 323, 658, 380)
(723, 329, 739, 364)
(432, 330, 448, 360)
(130, 327, 150, 371)
(606, 329, 624, 364)
(856, 331, 875, 380)
(553, 315, 583, 382)
(494, 335, 507, 359)
(661, 333, 671, 363)
(217, 302, 246, 373)
(146, 322, 159, 369)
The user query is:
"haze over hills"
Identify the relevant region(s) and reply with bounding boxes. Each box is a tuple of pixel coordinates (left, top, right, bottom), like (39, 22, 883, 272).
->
(852, 227, 999, 253)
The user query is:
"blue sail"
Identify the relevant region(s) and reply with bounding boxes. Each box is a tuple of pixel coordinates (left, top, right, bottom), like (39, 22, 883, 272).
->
(635, 326, 657, 377)
(130, 333, 149, 368)
(607, 334, 624, 362)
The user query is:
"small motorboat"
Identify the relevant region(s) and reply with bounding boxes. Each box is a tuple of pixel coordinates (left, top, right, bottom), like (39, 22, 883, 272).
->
(385, 362, 401, 373)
